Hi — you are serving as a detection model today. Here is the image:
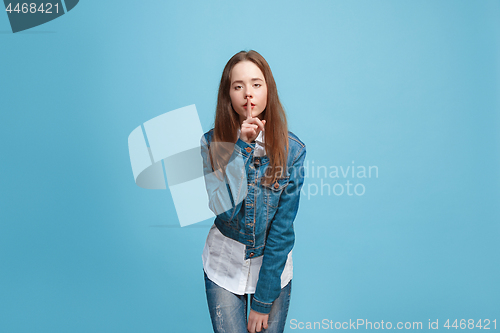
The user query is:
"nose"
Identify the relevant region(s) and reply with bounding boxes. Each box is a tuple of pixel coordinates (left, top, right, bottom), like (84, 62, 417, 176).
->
(245, 87, 253, 99)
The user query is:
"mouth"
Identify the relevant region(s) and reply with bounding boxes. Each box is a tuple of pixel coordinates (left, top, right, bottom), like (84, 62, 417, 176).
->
(243, 104, 255, 109)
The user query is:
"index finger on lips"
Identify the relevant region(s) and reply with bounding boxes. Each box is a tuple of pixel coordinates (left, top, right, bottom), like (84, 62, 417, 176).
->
(247, 97, 251, 119)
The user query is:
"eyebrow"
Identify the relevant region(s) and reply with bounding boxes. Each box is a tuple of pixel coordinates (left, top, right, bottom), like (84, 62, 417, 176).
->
(231, 78, 264, 85)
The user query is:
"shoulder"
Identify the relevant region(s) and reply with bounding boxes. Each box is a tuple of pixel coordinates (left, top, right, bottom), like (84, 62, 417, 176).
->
(287, 131, 306, 149)
(204, 128, 215, 137)
(286, 131, 306, 164)
(201, 128, 215, 144)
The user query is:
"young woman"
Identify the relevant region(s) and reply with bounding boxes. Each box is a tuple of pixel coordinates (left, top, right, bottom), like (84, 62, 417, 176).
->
(200, 50, 306, 333)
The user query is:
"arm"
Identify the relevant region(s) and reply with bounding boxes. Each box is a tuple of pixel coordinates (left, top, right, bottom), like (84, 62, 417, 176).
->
(250, 144, 306, 314)
(200, 133, 255, 222)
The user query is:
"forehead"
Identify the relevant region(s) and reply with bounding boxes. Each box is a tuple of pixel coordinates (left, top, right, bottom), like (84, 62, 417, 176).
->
(230, 61, 265, 82)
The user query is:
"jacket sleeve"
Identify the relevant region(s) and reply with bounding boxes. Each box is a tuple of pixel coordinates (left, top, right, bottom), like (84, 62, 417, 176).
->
(251, 144, 306, 314)
(200, 133, 255, 222)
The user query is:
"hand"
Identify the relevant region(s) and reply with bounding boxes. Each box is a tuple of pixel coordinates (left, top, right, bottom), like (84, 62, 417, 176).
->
(240, 97, 266, 143)
(247, 309, 269, 333)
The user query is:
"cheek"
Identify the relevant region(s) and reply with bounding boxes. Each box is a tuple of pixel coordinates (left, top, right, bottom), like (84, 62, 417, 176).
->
(261, 88, 268, 107)
(229, 90, 241, 105)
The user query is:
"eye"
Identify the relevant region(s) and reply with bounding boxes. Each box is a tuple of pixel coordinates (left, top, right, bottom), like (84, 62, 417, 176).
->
(234, 85, 243, 90)
(254, 83, 261, 88)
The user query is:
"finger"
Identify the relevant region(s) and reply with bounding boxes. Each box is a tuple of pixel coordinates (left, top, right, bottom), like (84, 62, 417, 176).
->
(247, 117, 265, 133)
(241, 124, 258, 134)
(241, 126, 258, 142)
(247, 320, 255, 333)
(256, 320, 262, 333)
(246, 97, 251, 119)
(263, 316, 269, 329)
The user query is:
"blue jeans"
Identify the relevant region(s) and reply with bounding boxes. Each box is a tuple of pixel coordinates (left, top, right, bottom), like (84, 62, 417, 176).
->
(204, 270, 292, 333)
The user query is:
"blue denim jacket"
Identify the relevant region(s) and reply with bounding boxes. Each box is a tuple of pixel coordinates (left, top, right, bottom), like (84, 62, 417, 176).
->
(200, 128, 306, 314)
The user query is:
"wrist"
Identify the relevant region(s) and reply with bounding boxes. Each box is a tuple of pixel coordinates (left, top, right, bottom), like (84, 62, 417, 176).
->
(250, 297, 272, 314)
(250, 309, 268, 315)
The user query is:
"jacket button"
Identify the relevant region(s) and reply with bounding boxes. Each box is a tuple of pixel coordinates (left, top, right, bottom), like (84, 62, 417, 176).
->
(245, 147, 252, 153)
(274, 182, 279, 189)
(249, 253, 254, 257)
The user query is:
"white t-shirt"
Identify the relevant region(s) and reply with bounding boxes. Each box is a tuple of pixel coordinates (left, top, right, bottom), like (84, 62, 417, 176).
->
(202, 129, 293, 295)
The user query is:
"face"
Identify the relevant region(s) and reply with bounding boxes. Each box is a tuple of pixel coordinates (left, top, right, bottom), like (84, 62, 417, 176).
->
(229, 61, 268, 124)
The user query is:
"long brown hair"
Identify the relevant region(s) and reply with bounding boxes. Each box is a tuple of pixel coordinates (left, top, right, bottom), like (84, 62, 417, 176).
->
(210, 50, 289, 186)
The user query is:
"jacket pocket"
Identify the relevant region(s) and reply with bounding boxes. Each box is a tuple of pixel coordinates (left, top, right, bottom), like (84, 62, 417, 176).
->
(261, 177, 290, 208)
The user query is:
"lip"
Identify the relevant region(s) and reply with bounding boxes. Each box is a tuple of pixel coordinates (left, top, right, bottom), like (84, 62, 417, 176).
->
(243, 104, 255, 109)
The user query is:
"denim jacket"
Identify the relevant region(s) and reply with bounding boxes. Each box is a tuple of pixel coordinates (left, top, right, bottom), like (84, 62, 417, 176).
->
(200, 128, 306, 314)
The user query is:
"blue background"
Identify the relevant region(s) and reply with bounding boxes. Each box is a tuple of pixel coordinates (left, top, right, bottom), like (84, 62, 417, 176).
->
(1, 0, 499, 332)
